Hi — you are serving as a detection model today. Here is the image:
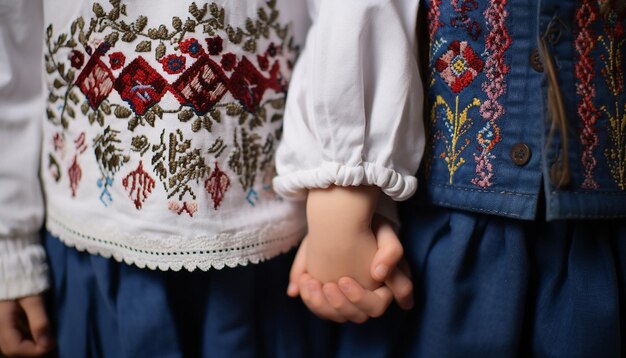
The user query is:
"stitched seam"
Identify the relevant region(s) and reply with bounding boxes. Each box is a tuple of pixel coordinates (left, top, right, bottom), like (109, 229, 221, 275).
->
(431, 200, 523, 217)
(430, 182, 535, 197)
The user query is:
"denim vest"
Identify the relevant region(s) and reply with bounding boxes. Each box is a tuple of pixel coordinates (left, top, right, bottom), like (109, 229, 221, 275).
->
(422, 0, 626, 220)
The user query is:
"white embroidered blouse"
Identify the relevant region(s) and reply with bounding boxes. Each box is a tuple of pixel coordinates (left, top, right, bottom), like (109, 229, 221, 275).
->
(0, 0, 423, 300)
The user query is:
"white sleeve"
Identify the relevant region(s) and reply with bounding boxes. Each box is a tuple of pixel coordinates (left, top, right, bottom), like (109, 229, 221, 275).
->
(0, 0, 49, 300)
(274, 0, 425, 201)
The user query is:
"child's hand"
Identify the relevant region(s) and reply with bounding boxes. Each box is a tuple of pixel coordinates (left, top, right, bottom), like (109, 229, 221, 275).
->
(0, 295, 55, 357)
(302, 186, 381, 289)
(289, 217, 413, 323)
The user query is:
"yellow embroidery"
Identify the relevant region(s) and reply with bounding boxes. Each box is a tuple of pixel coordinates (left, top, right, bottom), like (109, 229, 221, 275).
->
(599, 18, 626, 190)
(432, 95, 481, 184)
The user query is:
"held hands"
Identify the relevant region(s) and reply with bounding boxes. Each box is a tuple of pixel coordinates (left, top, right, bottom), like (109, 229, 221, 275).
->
(0, 295, 54, 357)
(288, 186, 414, 323)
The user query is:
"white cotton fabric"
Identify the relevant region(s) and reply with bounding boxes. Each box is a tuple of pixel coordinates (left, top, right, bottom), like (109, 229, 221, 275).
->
(274, 0, 425, 202)
(0, 0, 424, 300)
(0, 1, 50, 300)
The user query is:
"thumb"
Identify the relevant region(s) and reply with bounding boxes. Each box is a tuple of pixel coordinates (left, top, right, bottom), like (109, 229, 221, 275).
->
(18, 295, 54, 351)
(288, 238, 308, 297)
(371, 217, 404, 282)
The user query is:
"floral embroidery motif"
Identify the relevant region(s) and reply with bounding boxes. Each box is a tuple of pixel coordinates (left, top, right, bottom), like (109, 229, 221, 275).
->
(122, 161, 156, 209)
(435, 41, 484, 93)
(159, 54, 186, 74)
(152, 129, 208, 200)
(472, 0, 510, 188)
(598, 3, 626, 190)
(432, 40, 484, 182)
(427, 0, 511, 188)
(44, 0, 296, 216)
(432, 96, 482, 183)
(69, 50, 84, 69)
(109, 52, 125, 70)
(94, 126, 129, 206)
(68, 155, 82, 197)
(204, 162, 230, 209)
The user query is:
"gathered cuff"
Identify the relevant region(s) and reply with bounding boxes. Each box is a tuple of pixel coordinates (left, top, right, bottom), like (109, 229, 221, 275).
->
(0, 234, 49, 300)
(273, 161, 417, 201)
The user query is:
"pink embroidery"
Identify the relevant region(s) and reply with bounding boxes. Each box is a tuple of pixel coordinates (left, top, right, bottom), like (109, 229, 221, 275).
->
(171, 55, 229, 114)
(75, 55, 114, 109)
(435, 41, 484, 93)
(122, 161, 156, 209)
(575, 0, 600, 189)
(428, 0, 443, 44)
(204, 162, 230, 210)
(168, 201, 198, 217)
(53, 132, 65, 153)
(74, 132, 88, 154)
(472, 0, 510, 188)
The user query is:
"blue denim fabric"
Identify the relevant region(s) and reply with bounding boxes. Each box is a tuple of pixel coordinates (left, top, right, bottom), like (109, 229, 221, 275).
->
(423, 0, 626, 220)
(397, 198, 626, 357)
(43, 232, 334, 358)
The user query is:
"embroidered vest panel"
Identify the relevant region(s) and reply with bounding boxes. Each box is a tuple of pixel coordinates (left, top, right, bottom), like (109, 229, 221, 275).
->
(41, 0, 309, 270)
(423, 0, 626, 220)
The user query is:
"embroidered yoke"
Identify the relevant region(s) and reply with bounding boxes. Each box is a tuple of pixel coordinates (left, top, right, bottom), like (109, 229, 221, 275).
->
(422, 0, 626, 220)
(1, 0, 425, 300)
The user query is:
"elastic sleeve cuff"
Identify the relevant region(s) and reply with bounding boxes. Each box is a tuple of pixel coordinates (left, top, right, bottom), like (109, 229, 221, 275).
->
(273, 161, 417, 201)
(0, 234, 49, 300)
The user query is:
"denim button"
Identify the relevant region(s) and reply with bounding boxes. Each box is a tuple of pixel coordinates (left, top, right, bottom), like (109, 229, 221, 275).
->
(530, 48, 544, 72)
(511, 143, 531, 166)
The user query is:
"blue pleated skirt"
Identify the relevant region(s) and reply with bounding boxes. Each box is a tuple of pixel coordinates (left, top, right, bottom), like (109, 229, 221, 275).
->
(396, 197, 626, 357)
(43, 232, 334, 358)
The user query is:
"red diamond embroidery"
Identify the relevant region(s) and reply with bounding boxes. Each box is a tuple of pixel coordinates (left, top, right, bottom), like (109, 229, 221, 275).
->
(114, 56, 169, 115)
(75, 56, 114, 109)
(435, 41, 484, 93)
(171, 55, 229, 115)
(228, 57, 282, 112)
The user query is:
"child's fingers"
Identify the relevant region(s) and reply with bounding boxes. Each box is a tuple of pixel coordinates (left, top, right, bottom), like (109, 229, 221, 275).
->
(0, 300, 47, 357)
(19, 296, 53, 351)
(299, 274, 346, 323)
(371, 219, 404, 282)
(384, 267, 414, 310)
(322, 283, 369, 324)
(288, 239, 308, 297)
(338, 277, 393, 318)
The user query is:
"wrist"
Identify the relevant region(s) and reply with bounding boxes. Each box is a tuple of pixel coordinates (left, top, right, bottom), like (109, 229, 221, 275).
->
(306, 185, 380, 237)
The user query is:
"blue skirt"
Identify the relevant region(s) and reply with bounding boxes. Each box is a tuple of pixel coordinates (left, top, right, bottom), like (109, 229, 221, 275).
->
(396, 197, 626, 357)
(43, 232, 334, 358)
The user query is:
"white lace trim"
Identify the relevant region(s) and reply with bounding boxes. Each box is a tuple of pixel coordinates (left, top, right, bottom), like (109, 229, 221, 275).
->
(46, 214, 305, 272)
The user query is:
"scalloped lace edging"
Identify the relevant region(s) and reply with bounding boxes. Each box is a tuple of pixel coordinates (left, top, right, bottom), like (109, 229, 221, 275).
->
(46, 215, 305, 272)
